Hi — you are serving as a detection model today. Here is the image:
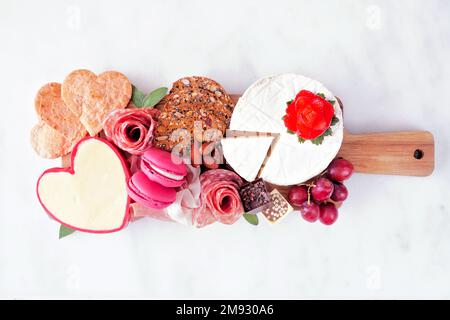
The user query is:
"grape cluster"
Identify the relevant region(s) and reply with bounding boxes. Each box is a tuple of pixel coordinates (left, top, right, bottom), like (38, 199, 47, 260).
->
(288, 158, 353, 226)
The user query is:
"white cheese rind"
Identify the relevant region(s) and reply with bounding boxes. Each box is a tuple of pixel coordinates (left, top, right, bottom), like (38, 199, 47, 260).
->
(226, 74, 343, 185)
(221, 136, 275, 182)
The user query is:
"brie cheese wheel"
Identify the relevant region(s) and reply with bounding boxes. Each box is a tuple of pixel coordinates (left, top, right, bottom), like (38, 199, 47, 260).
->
(221, 136, 275, 182)
(225, 74, 344, 186)
(37, 138, 130, 233)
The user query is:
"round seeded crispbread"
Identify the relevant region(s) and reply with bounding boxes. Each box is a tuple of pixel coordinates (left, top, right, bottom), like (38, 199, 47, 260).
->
(61, 69, 132, 136)
(155, 89, 231, 151)
(171, 76, 235, 107)
(164, 89, 233, 123)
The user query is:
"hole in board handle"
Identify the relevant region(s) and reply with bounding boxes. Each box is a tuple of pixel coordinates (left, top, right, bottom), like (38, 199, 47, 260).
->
(414, 149, 424, 160)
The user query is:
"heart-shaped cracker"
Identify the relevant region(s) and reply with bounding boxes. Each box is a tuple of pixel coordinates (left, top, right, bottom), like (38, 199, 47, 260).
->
(61, 70, 132, 136)
(37, 138, 130, 233)
(30, 121, 76, 159)
(35, 82, 86, 142)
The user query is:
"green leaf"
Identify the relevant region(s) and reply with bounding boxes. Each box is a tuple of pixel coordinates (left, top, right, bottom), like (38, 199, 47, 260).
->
(287, 129, 295, 134)
(311, 128, 332, 145)
(131, 85, 145, 107)
(328, 99, 335, 105)
(286, 100, 293, 105)
(323, 128, 333, 136)
(331, 115, 339, 126)
(143, 87, 168, 108)
(311, 135, 325, 145)
(281, 115, 286, 120)
(316, 92, 326, 99)
(59, 225, 75, 239)
(243, 213, 259, 226)
(298, 136, 306, 143)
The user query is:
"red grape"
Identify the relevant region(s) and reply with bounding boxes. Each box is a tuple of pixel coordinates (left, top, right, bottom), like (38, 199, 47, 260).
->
(299, 201, 320, 223)
(311, 177, 334, 202)
(331, 183, 348, 202)
(288, 185, 308, 207)
(319, 203, 338, 225)
(327, 158, 354, 182)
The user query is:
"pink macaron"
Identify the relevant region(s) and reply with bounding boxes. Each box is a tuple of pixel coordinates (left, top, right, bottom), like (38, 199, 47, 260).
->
(141, 147, 187, 188)
(127, 171, 176, 209)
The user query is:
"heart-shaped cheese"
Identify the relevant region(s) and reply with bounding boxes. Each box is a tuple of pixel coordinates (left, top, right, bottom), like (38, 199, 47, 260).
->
(61, 70, 132, 136)
(37, 137, 131, 233)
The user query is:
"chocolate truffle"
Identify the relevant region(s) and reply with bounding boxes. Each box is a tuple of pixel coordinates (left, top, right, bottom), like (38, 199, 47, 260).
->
(239, 178, 271, 214)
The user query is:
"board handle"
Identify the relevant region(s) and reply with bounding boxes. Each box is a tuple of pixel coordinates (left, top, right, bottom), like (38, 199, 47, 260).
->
(338, 130, 435, 176)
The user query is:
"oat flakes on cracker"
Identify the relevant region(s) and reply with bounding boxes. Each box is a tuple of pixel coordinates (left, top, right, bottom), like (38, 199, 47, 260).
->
(171, 76, 235, 108)
(154, 77, 234, 151)
(61, 69, 132, 136)
(155, 95, 227, 150)
(166, 89, 233, 123)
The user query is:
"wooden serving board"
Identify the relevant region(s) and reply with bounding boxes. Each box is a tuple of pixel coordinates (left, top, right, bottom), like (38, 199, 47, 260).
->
(62, 96, 435, 179)
(57, 91, 435, 219)
(229, 94, 435, 177)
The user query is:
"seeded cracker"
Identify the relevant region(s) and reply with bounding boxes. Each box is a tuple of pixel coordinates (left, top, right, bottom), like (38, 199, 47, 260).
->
(171, 76, 235, 107)
(155, 76, 235, 151)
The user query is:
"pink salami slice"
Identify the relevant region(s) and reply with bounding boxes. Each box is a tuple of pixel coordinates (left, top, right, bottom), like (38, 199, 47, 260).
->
(103, 107, 159, 155)
(193, 169, 244, 227)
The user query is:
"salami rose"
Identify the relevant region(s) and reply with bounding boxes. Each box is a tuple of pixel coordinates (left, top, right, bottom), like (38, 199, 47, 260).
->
(103, 107, 159, 155)
(193, 169, 244, 228)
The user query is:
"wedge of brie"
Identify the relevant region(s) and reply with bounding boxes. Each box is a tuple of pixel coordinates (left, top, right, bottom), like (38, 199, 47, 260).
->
(221, 135, 275, 182)
(224, 74, 344, 186)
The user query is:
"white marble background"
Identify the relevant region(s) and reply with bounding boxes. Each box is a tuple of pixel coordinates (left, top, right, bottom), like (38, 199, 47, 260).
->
(0, 0, 449, 299)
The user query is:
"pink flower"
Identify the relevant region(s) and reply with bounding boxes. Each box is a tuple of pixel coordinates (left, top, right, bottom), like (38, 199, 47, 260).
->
(103, 107, 159, 155)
